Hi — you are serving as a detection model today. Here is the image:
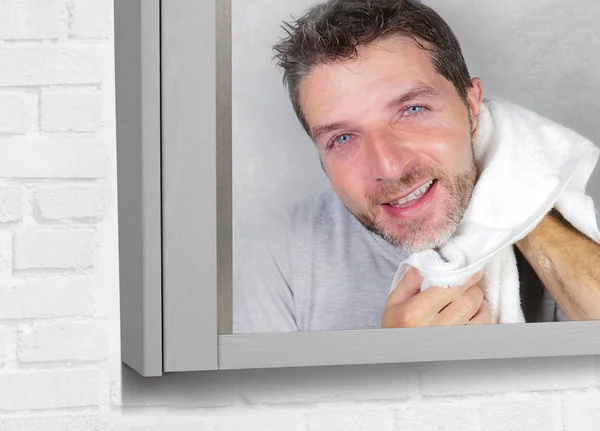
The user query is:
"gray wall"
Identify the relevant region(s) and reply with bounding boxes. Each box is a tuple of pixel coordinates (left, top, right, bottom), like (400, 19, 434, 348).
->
(232, 0, 600, 286)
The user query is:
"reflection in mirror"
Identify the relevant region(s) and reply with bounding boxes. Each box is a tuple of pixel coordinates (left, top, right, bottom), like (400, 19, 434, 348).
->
(231, 0, 600, 334)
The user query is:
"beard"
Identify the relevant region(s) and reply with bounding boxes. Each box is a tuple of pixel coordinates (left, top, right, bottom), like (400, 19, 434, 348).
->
(354, 144, 478, 254)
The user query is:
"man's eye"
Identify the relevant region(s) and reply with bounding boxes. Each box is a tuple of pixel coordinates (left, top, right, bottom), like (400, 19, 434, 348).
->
(405, 106, 425, 115)
(334, 134, 353, 145)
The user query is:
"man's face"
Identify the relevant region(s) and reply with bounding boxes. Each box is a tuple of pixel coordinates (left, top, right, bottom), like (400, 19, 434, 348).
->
(299, 35, 483, 253)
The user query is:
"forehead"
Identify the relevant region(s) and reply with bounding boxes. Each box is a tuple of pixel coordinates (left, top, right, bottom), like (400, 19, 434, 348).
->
(298, 35, 446, 126)
(310, 34, 435, 78)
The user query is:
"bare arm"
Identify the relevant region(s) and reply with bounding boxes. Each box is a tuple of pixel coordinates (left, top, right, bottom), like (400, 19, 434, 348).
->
(515, 209, 600, 321)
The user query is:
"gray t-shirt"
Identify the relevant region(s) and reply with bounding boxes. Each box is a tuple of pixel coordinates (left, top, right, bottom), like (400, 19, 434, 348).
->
(233, 187, 571, 333)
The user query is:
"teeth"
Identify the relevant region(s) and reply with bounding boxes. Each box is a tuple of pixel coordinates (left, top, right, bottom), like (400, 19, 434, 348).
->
(390, 180, 434, 206)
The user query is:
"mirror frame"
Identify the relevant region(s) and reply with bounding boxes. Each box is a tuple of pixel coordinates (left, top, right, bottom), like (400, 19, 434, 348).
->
(115, 0, 600, 377)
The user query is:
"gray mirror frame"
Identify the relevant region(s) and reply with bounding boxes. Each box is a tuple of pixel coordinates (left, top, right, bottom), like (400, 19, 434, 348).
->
(115, 0, 600, 378)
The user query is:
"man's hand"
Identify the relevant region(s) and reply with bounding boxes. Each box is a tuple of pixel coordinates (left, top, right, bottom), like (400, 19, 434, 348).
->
(382, 267, 492, 328)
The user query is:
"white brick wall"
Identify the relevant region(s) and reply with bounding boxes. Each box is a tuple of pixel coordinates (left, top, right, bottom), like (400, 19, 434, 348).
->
(13, 230, 96, 270)
(0, 45, 105, 86)
(307, 406, 396, 431)
(0, 186, 25, 223)
(395, 401, 482, 431)
(0, 1, 599, 430)
(0, 369, 102, 410)
(0, 0, 66, 40)
(479, 398, 563, 431)
(0, 138, 108, 178)
(0, 326, 17, 369)
(563, 393, 600, 431)
(0, 91, 38, 134)
(69, 0, 110, 39)
(34, 185, 108, 221)
(41, 87, 103, 132)
(0, 278, 94, 319)
(18, 321, 108, 363)
(0, 413, 104, 431)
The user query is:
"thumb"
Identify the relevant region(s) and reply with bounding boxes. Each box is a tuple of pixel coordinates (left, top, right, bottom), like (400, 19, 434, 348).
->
(386, 266, 423, 307)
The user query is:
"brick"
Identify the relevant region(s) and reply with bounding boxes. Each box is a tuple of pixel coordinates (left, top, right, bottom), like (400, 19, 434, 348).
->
(0, 45, 104, 86)
(0, 137, 108, 178)
(70, 0, 110, 39)
(0, 186, 24, 223)
(41, 88, 102, 132)
(150, 419, 210, 431)
(395, 402, 481, 431)
(0, 91, 38, 134)
(0, 325, 17, 368)
(563, 393, 600, 431)
(0, 369, 101, 410)
(0, 231, 11, 276)
(306, 406, 395, 431)
(238, 363, 420, 404)
(110, 419, 208, 431)
(35, 185, 108, 221)
(13, 230, 96, 270)
(0, 326, 6, 367)
(420, 356, 597, 396)
(0, 278, 94, 319)
(211, 412, 303, 431)
(480, 398, 562, 431)
(110, 424, 153, 431)
(0, 0, 66, 40)
(0, 414, 104, 431)
(18, 321, 108, 362)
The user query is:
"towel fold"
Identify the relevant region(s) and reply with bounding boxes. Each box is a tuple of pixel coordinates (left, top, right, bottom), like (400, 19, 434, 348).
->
(388, 99, 600, 323)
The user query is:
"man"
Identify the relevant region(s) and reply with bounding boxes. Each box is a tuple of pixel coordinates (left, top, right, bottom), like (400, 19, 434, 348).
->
(233, 0, 600, 333)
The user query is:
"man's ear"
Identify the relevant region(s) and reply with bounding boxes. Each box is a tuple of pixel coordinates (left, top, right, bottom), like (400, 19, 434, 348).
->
(466, 77, 483, 134)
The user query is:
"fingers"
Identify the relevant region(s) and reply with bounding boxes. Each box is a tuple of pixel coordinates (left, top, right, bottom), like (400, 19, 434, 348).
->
(383, 268, 488, 328)
(401, 270, 485, 323)
(467, 299, 493, 325)
(428, 284, 484, 326)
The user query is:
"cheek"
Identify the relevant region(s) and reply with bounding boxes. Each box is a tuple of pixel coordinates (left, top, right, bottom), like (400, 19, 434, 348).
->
(430, 137, 470, 165)
(414, 122, 473, 170)
(320, 141, 366, 179)
(322, 160, 364, 204)
(323, 162, 353, 191)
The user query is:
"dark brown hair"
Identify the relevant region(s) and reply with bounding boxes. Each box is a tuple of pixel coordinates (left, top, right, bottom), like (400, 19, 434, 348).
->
(273, 0, 473, 135)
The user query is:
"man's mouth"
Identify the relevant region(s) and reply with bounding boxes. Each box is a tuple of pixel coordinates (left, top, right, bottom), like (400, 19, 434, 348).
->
(385, 179, 437, 209)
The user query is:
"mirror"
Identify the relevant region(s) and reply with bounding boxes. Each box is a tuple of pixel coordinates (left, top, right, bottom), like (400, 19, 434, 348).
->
(230, 0, 600, 334)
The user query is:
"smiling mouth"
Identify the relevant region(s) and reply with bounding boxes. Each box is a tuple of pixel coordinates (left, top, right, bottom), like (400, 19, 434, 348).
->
(385, 179, 437, 209)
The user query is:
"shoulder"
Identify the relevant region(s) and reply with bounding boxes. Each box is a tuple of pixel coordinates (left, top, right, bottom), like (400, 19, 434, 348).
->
(287, 187, 350, 219)
(253, 187, 358, 256)
(282, 187, 356, 239)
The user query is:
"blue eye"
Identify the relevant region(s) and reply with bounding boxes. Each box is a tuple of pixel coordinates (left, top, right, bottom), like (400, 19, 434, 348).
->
(334, 134, 353, 145)
(406, 106, 424, 115)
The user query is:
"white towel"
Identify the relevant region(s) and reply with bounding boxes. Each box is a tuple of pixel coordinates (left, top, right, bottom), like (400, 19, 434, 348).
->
(388, 98, 600, 323)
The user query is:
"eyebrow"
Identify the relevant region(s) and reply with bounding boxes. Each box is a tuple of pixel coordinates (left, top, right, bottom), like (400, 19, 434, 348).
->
(310, 85, 440, 140)
(385, 85, 440, 110)
(311, 122, 352, 140)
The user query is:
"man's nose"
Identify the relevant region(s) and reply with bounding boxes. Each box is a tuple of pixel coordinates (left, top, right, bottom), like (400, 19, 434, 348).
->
(365, 130, 415, 182)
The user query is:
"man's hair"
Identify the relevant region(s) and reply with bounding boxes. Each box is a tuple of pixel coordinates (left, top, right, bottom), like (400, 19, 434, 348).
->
(272, 0, 473, 136)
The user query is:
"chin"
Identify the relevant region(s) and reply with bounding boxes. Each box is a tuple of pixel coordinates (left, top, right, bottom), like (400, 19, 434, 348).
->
(388, 216, 460, 253)
(403, 230, 454, 253)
